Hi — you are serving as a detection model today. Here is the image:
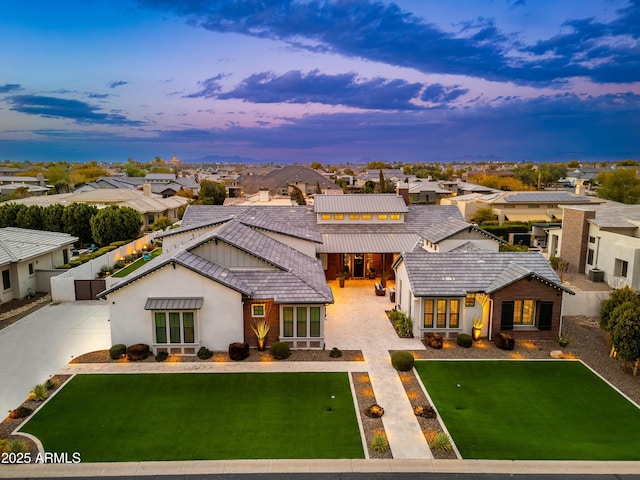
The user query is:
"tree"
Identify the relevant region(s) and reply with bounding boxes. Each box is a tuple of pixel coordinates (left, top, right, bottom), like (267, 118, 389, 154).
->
(310, 162, 323, 170)
(600, 286, 640, 353)
(343, 168, 354, 176)
(362, 180, 376, 194)
(0, 203, 26, 227)
(69, 161, 109, 185)
(367, 161, 391, 170)
(610, 302, 640, 375)
(290, 185, 306, 205)
(90, 205, 142, 246)
(16, 205, 43, 230)
(151, 216, 174, 231)
(470, 207, 497, 224)
(62, 202, 98, 246)
(566, 160, 580, 169)
(315, 181, 322, 195)
(468, 174, 533, 191)
(42, 204, 65, 232)
(596, 168, 640, 204)
(376, 170, 394, 193)
(196, 180, 226, 205)
(513, 164, 538, 188)
(538, 163, 567, 187)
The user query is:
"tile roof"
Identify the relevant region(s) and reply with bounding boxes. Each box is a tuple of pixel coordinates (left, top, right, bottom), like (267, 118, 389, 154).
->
(0, 227, 78, 265)
(400, 251, 573, 297)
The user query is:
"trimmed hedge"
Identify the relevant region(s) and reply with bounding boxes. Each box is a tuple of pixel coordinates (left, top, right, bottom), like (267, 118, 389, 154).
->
(197, 346, 213, 360)
(126, 343, 150, 361)
(109, 344, 126, 360)
(391, 350, 415, 371)
(270, 342, 291, 360)
(457, 333, 473, 348)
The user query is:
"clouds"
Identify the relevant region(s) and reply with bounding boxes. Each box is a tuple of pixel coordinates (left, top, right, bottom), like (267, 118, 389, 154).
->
(187, 70, 466, 110)
(139, 0, 640, 85)
(6, 95, 145, 126)
(0, 83, 22, 93)
(108, 80, 129, 89)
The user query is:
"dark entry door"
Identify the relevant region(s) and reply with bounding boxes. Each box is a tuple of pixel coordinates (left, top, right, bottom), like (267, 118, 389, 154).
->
(353, 253, 365, 278)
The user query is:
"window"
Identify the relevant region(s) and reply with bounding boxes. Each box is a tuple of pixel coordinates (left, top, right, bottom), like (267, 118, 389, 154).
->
(252, 304, 265, 317)
(349, 214, 359, 220)
(390, 214, 401, 220)
(321, 214, 331, 221)
(587, 248, 594, 265)
(148, 215, 155, 224)
(377, 214, 388, 220)
(362, 214, 372, 220)
(589, 236, 596, 243)
(527, 204, 540, 209)
(2, 270, 10, 290)
(615, 259, 629, 278)
(63, 249, 69, 265)
(153, 311, 196, 344)
(424, 298, 461, 329)
(282, 305, 322, 338)
(465, 293, 476, 307)
(334, 214, 344, 220)
(28, 263, 34, 276)
(513, 300, 535, 325)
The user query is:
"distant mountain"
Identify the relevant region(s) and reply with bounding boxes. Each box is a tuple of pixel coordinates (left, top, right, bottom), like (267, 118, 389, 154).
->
(183, 154, 272, 164)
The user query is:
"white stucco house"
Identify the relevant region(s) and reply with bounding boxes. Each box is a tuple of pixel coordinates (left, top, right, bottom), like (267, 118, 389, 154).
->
(0, 227, 78, 302)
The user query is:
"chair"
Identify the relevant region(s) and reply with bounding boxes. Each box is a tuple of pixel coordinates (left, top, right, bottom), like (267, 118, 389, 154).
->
(374, 283, 386, 296)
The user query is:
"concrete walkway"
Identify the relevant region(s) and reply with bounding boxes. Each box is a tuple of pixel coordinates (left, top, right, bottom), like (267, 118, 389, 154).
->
(0, 301, 111, 416)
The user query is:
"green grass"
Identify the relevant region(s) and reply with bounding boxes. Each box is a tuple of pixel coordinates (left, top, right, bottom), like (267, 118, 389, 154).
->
(415, 360, 640, 460)
(112, 248, 162, 277)
(20, 373, 364, 462)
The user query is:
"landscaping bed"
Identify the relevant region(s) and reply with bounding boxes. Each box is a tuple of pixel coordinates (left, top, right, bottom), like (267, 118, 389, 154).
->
(351, 372, 392, 459)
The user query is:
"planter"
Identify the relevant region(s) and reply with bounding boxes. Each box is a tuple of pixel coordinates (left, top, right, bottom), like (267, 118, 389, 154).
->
(339, 277, 345, 288)
(257, 338, 266, 351)
(472, 327, 482, 341)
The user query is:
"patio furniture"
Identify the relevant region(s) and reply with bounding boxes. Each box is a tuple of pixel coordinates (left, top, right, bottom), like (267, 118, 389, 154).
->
(374, 283, 386, 296)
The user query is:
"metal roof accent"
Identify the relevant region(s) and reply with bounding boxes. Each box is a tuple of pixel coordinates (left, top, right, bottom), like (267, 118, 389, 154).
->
(144, 297, 203, 310)
(316, 233, 420, 253)
(314, 194, 408, 214)
(502, 192, 591, 203)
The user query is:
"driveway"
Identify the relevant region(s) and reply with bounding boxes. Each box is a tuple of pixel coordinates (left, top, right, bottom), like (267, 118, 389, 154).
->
(0, 301, 110, 416)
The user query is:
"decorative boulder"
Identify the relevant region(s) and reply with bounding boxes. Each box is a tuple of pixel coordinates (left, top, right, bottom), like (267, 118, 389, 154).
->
(228, 342, 250, 361)
(495, 333, 515, 350)
(550, 350, 565, 359)
(425, 332, 443, 349)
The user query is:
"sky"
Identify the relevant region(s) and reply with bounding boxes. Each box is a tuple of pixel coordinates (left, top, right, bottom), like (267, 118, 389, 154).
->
(1, 0, 639, 165)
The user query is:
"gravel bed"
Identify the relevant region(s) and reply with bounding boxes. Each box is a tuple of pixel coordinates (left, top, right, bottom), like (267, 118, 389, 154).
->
(351, 372, 392, 459)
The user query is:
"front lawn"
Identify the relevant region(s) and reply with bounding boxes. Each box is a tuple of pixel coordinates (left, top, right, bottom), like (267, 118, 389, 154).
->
(112, 248, 162, 277)
(20, 373, 364, 462)
(415, 360, 640, 460)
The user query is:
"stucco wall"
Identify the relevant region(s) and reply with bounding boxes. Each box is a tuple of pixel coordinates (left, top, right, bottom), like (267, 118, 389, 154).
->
(107, 263, 243, 351)
(585, 224, 640, 290)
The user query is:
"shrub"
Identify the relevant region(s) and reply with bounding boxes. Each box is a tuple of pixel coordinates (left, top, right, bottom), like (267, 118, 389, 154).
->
(69, 259, 83, 267)
(109, 240, 128, 247)
(7, 439, 29, 454)
(155, 351, 168, 362)
(425, 332, 443, 349)
(126, 343, 150, 361)
(370, 433, 389, 453)
(8, 406, 33, 419)
(414, 405, 437, 418)
(114, 259, 126, 269)
(556, 331, 574, 347)
(429, 432, 453, 453)
(197, 346, 214, 360)
(495, 332, 515, 350)
(391, 350, 414, 371)
(388, 310, 403, 322)
(457, 334, 473, 348)
(109, 344, 126, 360)
(44, 377, 57, 390)
(364, 404, 384, 418)
(270, 342, 291, 360)
(329, 347, 342, 358)
(0, 439, 7, 454)
(393, 312, 413, 338)
(28, 383, 49, 401)
(228, 342, 250, 361)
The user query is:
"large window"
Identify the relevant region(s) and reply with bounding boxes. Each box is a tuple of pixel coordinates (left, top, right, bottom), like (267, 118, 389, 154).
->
(282, 305, 322, 338)
(424, 298, 460, 329)
(513, 300, 535, 325)
(615, 258, 629, 278)
(501, 300, 552, 330)
(154, 311, 196, 344)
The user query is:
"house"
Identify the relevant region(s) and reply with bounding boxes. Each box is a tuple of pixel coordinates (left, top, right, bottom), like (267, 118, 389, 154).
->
(0, 227, 78, 302)
(548, 203, 640, 290)
(234, 165, 342, 198)
(0, 174, 50, 197)
(98, 218, 332, 353)
(396, 180, 499, 205)
(393, 249, 574, 341)
(97, 194, 566, 355)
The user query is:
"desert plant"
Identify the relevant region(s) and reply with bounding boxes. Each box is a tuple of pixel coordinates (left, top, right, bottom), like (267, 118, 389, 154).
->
(391, 350, 415, 371)
(329, 347, 342, 358)
(197, 346, 213, 360)
(44, 377, 57, 390)
(8, 406, 33, 419)
(0, 439, 8, 454)
(109, 344, 126, 360)
(126, 343, 150, 361)
(270, 341, 291, 360)
(370, 433, 389, 452)
(457, 333, 473, 348)
(556, 331, 574, 347)
(429, 432, 453, 453)
(364, 404, 385, 418)
(6, 439, 29, 454)
(251, 318, 271, 339)
(155, 351, 168, 362)
(28, 383, 49, 401)
(413, 405, 437, 418)
(394, 312, 413, 338)
(472, 318, 483, 329)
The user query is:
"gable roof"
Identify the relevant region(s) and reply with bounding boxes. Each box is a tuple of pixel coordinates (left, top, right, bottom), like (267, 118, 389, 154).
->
(0, 227, 78, 265)
(399, 251, 573, 297)
(237, 165, 339, 195)
(420, 218, 505, 244)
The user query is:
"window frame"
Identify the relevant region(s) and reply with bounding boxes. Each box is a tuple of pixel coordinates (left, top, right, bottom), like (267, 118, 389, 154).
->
(2, 269, 10, 291)
(251, 304, 266, 317)
(281, 305, 322, 338)
(153, 310, 197, 345)
(423, 298, 462, 329)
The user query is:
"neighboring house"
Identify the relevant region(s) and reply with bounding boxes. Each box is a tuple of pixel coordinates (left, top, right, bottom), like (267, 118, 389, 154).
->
(442, 191, 603, 223)
(0, 227, 78, 302)
(98, 219, 332, 353)
(393, 248, 574, 341)
(0, 174, 50, 197)
(548, 203, 640, 290)
(397, 180, 500, 205)
(234, 165, 342, 198)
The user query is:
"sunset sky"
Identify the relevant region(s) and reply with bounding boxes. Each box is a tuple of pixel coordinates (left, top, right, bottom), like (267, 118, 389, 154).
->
(1, 0, 639, 164)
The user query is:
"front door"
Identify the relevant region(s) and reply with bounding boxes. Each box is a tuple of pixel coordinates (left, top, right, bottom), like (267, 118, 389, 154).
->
(353, 253, 365, 278)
